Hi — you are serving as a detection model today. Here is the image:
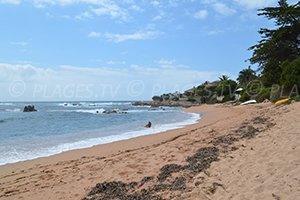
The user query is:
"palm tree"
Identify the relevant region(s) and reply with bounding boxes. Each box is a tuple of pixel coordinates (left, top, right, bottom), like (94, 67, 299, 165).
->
(237, 66, 257, 87)
(219, 75, 229, 82)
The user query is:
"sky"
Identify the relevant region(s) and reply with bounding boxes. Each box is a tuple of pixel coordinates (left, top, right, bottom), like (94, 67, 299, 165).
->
(0, 0, 298, 101)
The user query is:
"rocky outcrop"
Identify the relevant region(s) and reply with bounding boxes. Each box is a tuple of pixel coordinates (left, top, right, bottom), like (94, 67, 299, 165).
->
(23, 105, 37, 112)
(132, 101, 200, 108)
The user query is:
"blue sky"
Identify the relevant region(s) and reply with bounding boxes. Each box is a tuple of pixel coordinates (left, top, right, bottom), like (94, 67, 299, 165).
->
(0, 0, 297, 101)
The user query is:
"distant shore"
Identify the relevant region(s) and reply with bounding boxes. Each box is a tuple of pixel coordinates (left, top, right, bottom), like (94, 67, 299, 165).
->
(0, 102, 299, 200)
(132, 100, 200, 107)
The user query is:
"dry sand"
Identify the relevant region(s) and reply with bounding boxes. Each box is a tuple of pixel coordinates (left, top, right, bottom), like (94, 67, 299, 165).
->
(0, 102, 299, 200)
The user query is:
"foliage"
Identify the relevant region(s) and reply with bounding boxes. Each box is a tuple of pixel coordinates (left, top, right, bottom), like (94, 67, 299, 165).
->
(187, 98, 196, 102)
(152, 96, 162, 101)
(237, 66, 257, 87)
(255, 88, 272, 102)
(240, 90, 251, 102)
(216, 79, 238, 97)
(222, 95, 235, 102)
(219, 75, 229, 81)
(249, 0, 300, 86)
(280, 57, 300, 91)
(292, 95, 300, 102)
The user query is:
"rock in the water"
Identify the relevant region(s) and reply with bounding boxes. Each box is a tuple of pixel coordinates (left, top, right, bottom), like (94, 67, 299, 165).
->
(23, 105, 37, 112)
(103, 109, 118, 114)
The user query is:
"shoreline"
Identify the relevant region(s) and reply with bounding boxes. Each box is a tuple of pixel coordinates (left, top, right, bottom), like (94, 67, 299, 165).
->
(0, 109, 200, 167)
(1, 103, 299, 200)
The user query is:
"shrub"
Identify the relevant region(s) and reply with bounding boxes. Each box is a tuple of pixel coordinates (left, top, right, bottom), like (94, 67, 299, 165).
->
(216, 80, 237, 96)
(240, 90, 250, 102)
(152, 96, 162, 101)
(292, 95, 300, 102)
(222, 95, 234, 102)
(187, 98, 196, 102)
(256, 88, 272, 102)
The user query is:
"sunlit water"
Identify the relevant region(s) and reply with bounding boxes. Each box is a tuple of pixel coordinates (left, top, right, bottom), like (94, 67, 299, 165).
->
(0, 102, 200, 165)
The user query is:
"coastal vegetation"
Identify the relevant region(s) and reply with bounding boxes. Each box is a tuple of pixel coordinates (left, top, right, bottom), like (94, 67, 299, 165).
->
(152, 0, 300, 105)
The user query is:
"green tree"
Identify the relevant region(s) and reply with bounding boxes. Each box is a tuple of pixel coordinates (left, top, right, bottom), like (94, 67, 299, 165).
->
(237, 66, 257, 87)
(219, 75, 229, 81)
(216, 79, 238, 99)
(249, 0, 300, 86)
(280, 57, 300, 91)
(152, 96, 162, 101)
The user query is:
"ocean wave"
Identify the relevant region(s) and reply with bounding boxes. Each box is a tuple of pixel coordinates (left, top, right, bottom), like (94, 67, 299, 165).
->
(58, 102, 132, 107)
(126, 109, 173, 113)
(73, 109, 106, 114)
(5, 108, 21, 112)
(0, 103, 14, 106)
(80, 102, 132, 106)
(0, 112, 200, 166)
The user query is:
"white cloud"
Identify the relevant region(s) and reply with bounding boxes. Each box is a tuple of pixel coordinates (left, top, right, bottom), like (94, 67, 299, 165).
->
(91, 2, 128, 20)
(0, 63, 220, 101)
(207, 29, 223, 36)
(152, 10, 165, 21)
(130, 4, 143, 12)
(88, 31, 101, 38)
(193, 10, 208, 20)
(212, 2, 236, 16)
(233, 0, 277, 9)
(10, 41, 29, 46)
(106, 60, 126, 65)
(104, 31, 163, 43)
(150, 0, 161, 7)
(155, 59, 187, 69)
(0, 0, 21, 4)
(75, 11, 93, 20)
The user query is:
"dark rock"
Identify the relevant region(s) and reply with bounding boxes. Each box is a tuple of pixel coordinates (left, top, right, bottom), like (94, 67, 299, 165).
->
(103, 109, 118, 114)
(23, 105, 37, 112)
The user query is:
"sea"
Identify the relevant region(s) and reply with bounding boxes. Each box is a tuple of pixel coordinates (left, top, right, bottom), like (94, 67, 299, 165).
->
(0, 102, 200, 166)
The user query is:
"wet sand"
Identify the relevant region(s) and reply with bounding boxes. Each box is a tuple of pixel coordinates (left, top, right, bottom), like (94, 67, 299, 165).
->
(0, 102, 299, 200)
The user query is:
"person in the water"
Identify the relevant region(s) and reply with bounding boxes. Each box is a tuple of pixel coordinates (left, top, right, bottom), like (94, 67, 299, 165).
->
(145, 121, 152, 128)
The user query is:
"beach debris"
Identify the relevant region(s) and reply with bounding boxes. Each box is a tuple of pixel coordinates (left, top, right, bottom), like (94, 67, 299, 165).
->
(23, 105, 37, 112)
(83, 115, 276, 200)
(84, 147, 220, 200)
(140, 176, 154, 187)
(170, 176, 186, 191)
(145, 121, 152, 128)
(210, 134, 238, 146)
(185, 147, 219, 174)
(82, 180, 162, 200)
(157, 164, 183, 182)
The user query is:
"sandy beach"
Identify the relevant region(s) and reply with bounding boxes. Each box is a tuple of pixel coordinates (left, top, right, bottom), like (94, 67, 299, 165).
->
(0, 102, 299, 200)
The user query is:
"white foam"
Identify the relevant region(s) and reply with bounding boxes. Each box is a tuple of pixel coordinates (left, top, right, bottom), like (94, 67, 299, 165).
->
(5, 108, 21, 112)
(58, 102, 132, 107)
(0, 103, 14, 106)
(0, 112, 200, 166)
(73, 109, 106, 114)
(126, 109, 173, 113)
